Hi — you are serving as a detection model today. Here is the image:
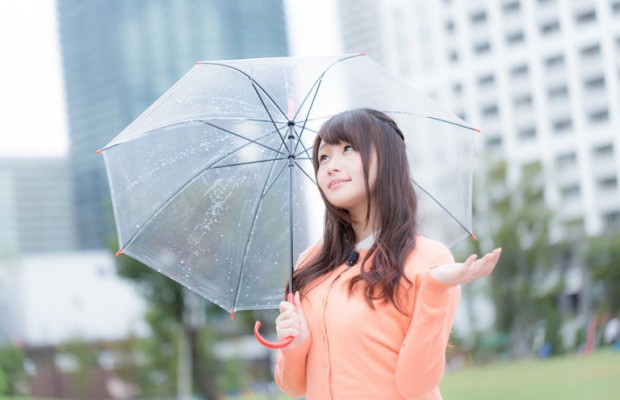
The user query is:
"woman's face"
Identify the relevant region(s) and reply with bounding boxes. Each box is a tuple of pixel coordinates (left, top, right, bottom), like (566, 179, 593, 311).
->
(316, 140, 377, 216)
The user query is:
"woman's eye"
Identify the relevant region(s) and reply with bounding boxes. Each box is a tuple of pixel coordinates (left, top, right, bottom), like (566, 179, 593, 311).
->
(319, 154, 328, 162)
(344, 145, 354, 152)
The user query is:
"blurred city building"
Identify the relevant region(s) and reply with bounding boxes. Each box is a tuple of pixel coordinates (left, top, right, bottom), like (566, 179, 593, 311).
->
(0, 250, 147, 347)
(334, 0, 620, 331)
(336, 0, 620, 238)
(0, 157, 77, 255)
(0, 250, 147, 397)
(56, 0, 290, 250)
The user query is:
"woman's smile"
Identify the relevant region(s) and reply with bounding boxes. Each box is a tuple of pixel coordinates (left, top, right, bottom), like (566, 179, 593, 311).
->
(328, 178, 351, 189)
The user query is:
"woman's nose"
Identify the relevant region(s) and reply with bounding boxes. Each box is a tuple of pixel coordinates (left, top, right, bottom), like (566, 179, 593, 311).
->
(327, 161, 340, 174)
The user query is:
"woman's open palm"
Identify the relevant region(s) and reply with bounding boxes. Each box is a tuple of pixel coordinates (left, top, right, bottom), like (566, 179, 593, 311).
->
(430, 248, 502, 286)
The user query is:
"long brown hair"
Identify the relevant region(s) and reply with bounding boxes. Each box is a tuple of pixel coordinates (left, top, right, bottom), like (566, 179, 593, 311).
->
(291, 109, 418, 312)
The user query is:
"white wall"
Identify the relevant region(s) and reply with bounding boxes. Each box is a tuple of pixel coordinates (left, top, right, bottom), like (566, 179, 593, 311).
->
(0, 250, 148, 346)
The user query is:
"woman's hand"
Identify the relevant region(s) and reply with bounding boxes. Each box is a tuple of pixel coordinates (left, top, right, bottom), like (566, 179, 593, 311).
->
(430, 248, 502, 286)
(275, 291, 309, 349)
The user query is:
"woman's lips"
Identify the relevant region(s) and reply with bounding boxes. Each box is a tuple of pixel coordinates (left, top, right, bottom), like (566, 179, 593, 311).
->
(328, 178, 351, 189)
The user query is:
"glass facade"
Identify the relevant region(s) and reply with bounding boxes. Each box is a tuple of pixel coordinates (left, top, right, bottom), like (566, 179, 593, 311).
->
(57, 0, 289, 249)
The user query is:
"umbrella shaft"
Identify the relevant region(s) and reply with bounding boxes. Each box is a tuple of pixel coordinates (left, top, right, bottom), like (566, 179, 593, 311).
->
(288, 127, 295, 295)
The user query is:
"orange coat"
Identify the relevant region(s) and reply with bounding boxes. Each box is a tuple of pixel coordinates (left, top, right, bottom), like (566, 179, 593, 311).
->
(274, 236, 461, 399)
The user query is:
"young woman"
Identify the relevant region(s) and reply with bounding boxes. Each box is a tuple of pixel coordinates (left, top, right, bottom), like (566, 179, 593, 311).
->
(274, 109, 501, 399)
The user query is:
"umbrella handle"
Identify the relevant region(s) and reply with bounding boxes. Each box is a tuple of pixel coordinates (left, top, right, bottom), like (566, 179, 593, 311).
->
(254, 321, 294, 349)
(254, 292, 295, 349)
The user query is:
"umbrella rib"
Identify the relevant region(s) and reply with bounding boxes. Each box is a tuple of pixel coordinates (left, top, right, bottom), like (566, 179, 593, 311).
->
(294, 161, 318, 186)
(292, 125, 315, 160)
(248, 82, 291, 153)
(198, 121, 288, 156)
(210, 158, 288, 170)
(260, 160, 289, 200)
(291, 53, 361, 122)
(198, 62, 288, 120)
(412, 180, 472, 235)
(230, 140, 288, 311)
(101, 119, 288, 156)
(383, 111, 479, 132)
(289, 54, 359, 155)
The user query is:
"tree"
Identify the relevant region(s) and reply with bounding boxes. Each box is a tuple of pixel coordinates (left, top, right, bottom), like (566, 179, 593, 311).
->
(0, 344, 26, 395)
(470, 158, 565, 356)
(112, 249, 222, 399)
(586, 232, 620, 313)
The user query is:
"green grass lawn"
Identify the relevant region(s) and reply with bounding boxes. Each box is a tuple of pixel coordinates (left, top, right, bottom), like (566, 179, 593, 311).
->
(440, 349, 620, 399)
(2, 350, 618, 399)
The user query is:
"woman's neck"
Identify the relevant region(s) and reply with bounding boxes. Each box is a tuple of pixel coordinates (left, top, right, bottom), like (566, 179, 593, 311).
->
(350, 204, 377, 243)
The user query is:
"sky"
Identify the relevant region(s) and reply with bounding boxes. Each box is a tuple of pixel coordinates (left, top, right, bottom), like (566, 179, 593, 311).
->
(0, 0, 341, 158)
(0, 0, 67, 157)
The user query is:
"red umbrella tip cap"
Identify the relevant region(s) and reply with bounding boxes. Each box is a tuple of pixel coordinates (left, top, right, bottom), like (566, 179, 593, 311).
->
(359, 52, 366, 56)
(96, 148, 104, 154)
(230, 309, 236, 319)
(474, 128, 481, 133)
(470, 232, 478, 241)
(115, 248, 123, 257)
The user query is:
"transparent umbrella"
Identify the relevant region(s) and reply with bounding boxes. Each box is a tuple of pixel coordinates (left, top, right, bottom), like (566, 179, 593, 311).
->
(98, 53, 477, 348)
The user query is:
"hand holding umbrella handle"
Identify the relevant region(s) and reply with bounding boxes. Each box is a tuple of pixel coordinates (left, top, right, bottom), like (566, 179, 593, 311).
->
(254, 293, 295, 349)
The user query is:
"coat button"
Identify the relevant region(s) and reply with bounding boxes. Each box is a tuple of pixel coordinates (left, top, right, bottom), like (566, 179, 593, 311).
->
(324, 367, 329, 374)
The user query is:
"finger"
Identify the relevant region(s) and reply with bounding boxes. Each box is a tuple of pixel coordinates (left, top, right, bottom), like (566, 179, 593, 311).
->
(276, 318, 300, 331)
(277, 328, 300, 339)
(279, 300, 295, 313)
(464, 254, 478, 266)
(277, 309, 299, 322)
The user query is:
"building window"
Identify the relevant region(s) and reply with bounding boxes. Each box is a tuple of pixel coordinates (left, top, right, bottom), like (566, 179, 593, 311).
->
(478, 74, 495, 88)
(506, 31, 525, 45)
(481, 104, 500, 118)
(552, 118, 573, 132)
(445, 19, 455, 34)
(613, 1, 620, 14)
(556, 152, 577, 167)
(517, 126, 537, 140)
(485, 135, 503, 149)
(449, 50, 459, 63)
(471, 10, 488, 25)
(604, 211, 620, 231)
(514, 94, 533, 109)
(503, 1, 521, 14)
(598, 177, 618, 191)
(589, 109, 609, 123)
(510, 64, 529, 79)
(575, 9, 597, 25)
(561, 184, 580, 198)
(452, 82, 463, 95)
(584, 76, 605, 91)
(548, 85, 569, 102)
(474, 41, 492, 54)
(540, 20, 561, 35)
(593, 143, 614, 158)
(580, 43, 601, 59)
(545, 54, 565, 69)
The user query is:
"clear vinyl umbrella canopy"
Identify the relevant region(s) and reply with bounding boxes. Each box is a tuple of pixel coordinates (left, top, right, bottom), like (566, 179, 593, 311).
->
(99, 54, 476, 314)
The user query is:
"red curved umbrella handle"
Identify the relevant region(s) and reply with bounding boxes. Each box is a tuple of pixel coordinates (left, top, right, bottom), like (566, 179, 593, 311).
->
(254, 293, 295, 349)
(254, 321, 294, 349)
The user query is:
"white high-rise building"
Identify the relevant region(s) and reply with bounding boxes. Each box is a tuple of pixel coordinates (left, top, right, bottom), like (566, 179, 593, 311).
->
(336, 0, 620, 238)
(0, 157, 77, 254)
